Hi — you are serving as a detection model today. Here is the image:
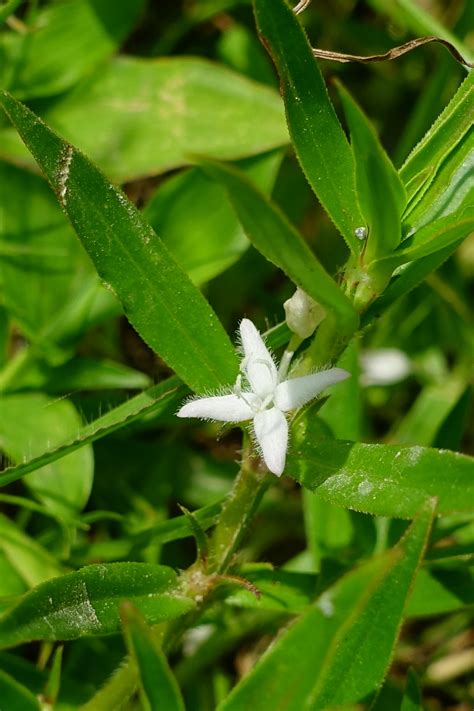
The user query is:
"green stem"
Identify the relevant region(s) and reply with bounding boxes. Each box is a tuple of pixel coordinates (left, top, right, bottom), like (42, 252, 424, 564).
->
(207, 434, 270, 573)
(80, 435, 270, 710)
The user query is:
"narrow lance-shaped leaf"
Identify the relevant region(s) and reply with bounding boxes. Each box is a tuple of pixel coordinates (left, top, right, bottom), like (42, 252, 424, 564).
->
(0, 563, 195, 649)
(219, 500, 435, 710)
(337, 82, 406, 263)
(362, 239, 464, 327)
(121, 603, 186, 711)
(0, 378, 185, 488)
(200, 159, 359, 334)
(309, 500, 435, 707)
(286, 430, 474, 518)
(404, 122, 474, 231)
(400, 71, 473, 207)
(253, 0, 363, 252)
(0, 91, 238, 394)
(373, 206, 474, 271)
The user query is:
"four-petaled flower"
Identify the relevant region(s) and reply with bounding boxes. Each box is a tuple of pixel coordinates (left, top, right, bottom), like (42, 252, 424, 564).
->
(177, 319, 349, 476)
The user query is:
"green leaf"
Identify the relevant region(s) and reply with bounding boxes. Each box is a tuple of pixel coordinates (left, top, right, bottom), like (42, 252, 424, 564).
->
(0, 91, 239, 393)
(287, 432, 474, 518)
(144, 151, 283, 286)
(406, 566, 474, 617)
(0, 669, 41, 711)
(309, 500, 435, 708)
(0, 378, 184, 488)
(403, 125, 473, 231)
(0, 393, 94, 517)
(0, 161, 102, 346)
(1, 0, 145, 99)
(0, 563, 195, 649)
(219, 501, 434, 710)
(400, 72, 473, 212)
(303, 491, 354, 570)
(389, 375, 467, 446)
(200, 159, 359, 332)
(253, 0, 363, 251)
(0, 514, 64, 588)
(0, 57, 288, 182)
(390, 207, 474, 265)
(122, 603, 186, 711)
(10, 356, 151, 393)
(337, 82, 406, 262)
(401, 669, 423, 711)
(361, 240, 463, 327)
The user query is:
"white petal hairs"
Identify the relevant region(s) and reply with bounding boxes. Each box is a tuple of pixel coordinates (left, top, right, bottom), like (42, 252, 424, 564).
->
(177, 319, 349, 476)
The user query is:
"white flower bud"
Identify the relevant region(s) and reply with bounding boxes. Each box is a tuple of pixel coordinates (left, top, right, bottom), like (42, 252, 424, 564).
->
(361, 348, 412, 386)
(283, 288, 326, 339)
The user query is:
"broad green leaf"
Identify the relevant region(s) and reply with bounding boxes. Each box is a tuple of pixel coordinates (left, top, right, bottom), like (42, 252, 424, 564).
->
(406, 566, 474, 617)
(337, 83, 406, 262)
(0, 91, 239, 393)
(0, 161, 103, 346)
(0, 394, 94, 519)
(144, 151, 283, 286)
(0, 393, 94, 517)
(0, 57, 288, 182)
(1, 0, 145, 99)
(122, 603, 185, 711)
(0, 514, 64, 588)
(0, 563, 195, 649)
(0, 670, 41, 711)
(287, 429, 474, 518)
(400, 72, 473, 209)
(0, 378, 184, 488)
(253, 0, 363, 251)
(200, 159, 359, 332)
(220, 501, 434, 710)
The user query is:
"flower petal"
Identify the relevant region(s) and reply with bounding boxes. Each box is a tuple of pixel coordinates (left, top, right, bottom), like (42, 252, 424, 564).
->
(275, 368, 350, 411)
(177, 394, 254, 422)
(239, 319, 278, 397)
(253, 407, 288, 476)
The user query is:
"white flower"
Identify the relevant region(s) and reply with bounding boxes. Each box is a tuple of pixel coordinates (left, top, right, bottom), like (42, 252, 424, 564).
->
(177, 319, 349, 477)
